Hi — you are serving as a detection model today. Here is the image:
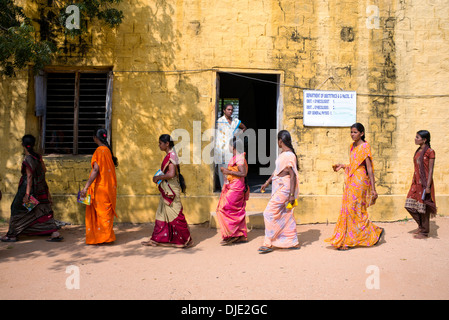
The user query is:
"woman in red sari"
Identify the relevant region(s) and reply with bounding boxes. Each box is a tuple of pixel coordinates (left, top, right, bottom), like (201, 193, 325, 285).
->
(141, 134, 193, 248)
(325, 123, 384, 250)
(216, 137, 249, 245)
(405, 130, 437, 239)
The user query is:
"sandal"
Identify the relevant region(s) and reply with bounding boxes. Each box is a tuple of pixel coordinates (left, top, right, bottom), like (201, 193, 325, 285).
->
(221, 237, 239, 246)
(46, 236, 64, 242)
(141, 239, 159, 247)
(183, 238, 194, 248)
(1, 236, 17, 242)
(235, 236, 248, 244)
(258, 246, 273, 254)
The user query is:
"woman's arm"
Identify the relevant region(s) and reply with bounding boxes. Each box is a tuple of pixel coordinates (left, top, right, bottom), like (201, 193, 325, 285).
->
(333, 164, 347, 172)
(23, 167, 33, 203)
(80, 162, 100, 196)
(153, 163, 176, 183)
(220, 164, 247, 177)
(260, 173, 274, 192)
(239, 122, 247, 132)
(426, 158, 435, 194)
(365, 157, 378, 202)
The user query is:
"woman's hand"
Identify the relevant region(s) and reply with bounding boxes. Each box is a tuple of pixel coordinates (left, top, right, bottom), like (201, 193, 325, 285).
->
(152, 176, 161, 184)
(288, 194, 295, 205)
(425, 186, 431, 194)
(332, 164, 344, 172)
(260, 181, 269, 193)
(80, 187, 88, 197)
(23, 193, 30, 203)
(371, 190, 378, 205)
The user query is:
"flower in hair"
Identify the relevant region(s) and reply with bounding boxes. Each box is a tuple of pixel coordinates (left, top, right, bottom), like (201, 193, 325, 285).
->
(26, 145, 31, 148)
(103, 134, 107, 137)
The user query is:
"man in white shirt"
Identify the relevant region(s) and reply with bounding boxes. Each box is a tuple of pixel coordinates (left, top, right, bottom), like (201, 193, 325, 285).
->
(215, 104, 247, 188)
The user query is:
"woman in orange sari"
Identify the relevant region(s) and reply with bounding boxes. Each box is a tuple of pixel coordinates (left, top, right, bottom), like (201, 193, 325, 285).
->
(326, 123, 384, 250)
(216, 137, 249, 245)
(405, 130, 437, 239)
(80, 129, 118, 245)
(259, 130, 300, 254)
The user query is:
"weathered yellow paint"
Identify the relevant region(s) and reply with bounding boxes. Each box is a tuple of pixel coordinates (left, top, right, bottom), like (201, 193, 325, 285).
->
(1, 1, 448, 225)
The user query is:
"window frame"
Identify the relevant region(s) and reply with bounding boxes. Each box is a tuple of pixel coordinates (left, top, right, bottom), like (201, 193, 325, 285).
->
(38, 67, 113, 155)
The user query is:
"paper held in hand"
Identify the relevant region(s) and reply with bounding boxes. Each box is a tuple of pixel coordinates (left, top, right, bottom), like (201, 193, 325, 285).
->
(154, 169, 164, 185)
(77, 192, 91, 205)
(23, 195, 39, 211)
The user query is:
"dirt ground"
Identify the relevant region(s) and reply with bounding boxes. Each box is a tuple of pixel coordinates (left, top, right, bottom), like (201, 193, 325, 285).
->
(1, 216, 449, 300)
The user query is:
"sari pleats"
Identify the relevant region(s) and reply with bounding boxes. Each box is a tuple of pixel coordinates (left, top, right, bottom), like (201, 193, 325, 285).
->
(325, 142, 382, 248)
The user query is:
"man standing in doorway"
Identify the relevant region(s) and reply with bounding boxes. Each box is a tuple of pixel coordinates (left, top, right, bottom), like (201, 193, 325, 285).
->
(215, 104, 247, 189)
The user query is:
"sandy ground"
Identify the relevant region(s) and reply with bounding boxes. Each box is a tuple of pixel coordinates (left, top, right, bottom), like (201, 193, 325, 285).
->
(1, 216, 449, 300)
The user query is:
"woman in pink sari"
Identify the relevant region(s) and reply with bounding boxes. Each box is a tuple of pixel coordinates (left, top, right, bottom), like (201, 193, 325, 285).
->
(259, 130, 300, 254)
(216, 138, 249, 245)
(141, 134, 193, 248)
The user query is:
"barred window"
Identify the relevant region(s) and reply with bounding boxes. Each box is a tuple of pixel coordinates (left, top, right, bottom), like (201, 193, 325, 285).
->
(41, 70, 113, 155)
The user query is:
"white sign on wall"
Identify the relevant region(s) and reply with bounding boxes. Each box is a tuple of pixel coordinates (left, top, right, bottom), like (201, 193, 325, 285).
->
(303, 90, 356, 127)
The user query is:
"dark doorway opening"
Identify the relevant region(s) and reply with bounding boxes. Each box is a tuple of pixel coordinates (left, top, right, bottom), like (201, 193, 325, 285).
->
(215, 72, 279, 193)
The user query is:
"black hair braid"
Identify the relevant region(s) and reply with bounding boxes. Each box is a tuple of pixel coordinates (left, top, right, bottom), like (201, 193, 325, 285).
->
(22, 134, 41, 160)
(277, 130, 299, 170)
(96, 129, 118, 167)
(159, 134, 186, 194)
(414, 130, 432, 156)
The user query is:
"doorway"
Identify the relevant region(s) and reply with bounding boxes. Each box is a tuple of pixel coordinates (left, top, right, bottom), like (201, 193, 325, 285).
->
(215, 72, 280, 193)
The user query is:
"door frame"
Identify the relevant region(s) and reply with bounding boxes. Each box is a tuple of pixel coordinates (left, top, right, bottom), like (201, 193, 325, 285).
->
(211, 68, 284, 192)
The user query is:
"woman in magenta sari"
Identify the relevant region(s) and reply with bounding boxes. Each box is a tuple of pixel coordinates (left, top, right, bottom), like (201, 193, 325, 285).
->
(216, 137, 249, 245)
(141, 134, 193, 248)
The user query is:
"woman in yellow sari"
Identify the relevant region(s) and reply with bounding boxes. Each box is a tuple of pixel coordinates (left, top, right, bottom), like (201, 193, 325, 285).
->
(80, 129, 118, 245)
(259, 130, 300, 254)
(326, 123, 384, 250)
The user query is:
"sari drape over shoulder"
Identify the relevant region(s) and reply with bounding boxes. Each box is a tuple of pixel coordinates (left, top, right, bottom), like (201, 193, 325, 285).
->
(263, 151, 299, 248)
(151, 151, 191, 247)
(85, 146, 117, 245)
(7, 155, 58, 238)
(325, 142, 382, 249)
(216, 153, 249, 240)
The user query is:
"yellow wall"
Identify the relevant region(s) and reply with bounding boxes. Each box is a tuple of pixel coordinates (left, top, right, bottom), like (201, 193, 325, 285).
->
(1, 0, 448, 225)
